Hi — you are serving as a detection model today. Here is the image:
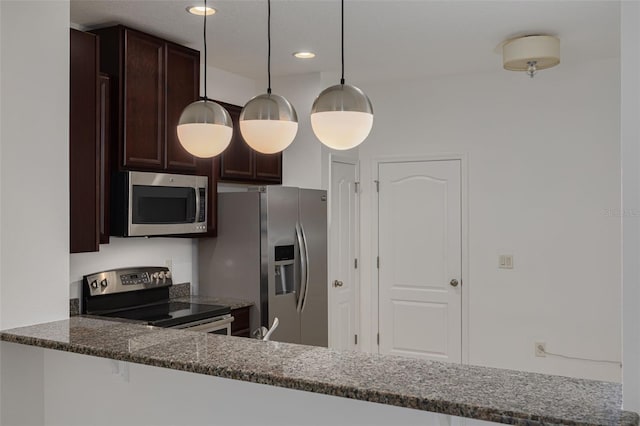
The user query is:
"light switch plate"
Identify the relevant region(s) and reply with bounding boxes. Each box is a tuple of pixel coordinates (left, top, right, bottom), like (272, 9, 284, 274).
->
(499, 254, 514, 269)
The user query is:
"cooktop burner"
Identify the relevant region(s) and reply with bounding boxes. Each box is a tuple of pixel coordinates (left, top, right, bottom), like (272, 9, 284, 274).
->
(101, 302, 231, 328)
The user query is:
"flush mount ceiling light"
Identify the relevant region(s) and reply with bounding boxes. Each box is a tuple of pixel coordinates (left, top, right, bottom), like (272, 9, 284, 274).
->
(178, 0, 232, 158)
(502, 35, 560, 78)
(311, 0, 373, 150)
(293, 51, 316, 59)
(187, 5, 216, 16)
(239, 0, 298, 155)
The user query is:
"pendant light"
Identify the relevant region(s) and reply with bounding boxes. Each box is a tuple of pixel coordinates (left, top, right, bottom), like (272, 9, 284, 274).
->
(239, 0, 298, 155)
(311, 0, 373, 151)
(177, 0, 232, 158)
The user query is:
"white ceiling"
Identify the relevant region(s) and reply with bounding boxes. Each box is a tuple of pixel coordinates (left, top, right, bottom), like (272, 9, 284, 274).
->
(71, 0, 620, 83)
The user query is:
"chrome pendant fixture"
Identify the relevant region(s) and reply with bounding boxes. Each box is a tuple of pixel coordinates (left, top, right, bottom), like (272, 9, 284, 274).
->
(240, 0, 298, 155)
(177, 0, 232, 158)
(311, 0, 373, 150)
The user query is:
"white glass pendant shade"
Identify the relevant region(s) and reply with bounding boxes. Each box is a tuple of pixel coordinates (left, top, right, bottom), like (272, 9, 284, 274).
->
(239, 93, 298, 154)
(177, 100, 233, 158)
(310, 84, 373, 150)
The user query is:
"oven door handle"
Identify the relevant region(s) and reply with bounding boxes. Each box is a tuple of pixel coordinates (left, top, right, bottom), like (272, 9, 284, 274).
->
(172, 316, 234, 332)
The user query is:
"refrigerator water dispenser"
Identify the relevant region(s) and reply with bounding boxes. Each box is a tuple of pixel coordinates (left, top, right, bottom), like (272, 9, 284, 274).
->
(274, 245, 295, 295)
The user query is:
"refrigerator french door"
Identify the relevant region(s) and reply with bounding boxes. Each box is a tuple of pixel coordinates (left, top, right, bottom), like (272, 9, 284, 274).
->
(198, 186, 328, 347)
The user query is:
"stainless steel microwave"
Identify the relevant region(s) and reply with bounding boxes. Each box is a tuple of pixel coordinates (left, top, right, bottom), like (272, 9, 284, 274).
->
(111, 171, 207, 237)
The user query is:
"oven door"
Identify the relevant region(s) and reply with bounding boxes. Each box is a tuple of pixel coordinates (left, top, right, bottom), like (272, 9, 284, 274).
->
(171, 314, 234, 335)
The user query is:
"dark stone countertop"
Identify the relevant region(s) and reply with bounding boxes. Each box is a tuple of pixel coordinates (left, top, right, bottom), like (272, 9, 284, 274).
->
(0, 317, 636, 426)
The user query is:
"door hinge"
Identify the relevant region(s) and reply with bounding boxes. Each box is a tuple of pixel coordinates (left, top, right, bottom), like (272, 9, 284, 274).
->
(354, 182, 360, 193)
(377, 256, 380, 268)
(377, 333, 380, 345)
(354, 334, 358, 345)
(374, 180, 379, 192)
(354, 258, 358, 269)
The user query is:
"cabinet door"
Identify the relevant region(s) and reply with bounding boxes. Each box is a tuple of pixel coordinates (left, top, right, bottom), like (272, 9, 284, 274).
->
(70, 29, 100, 253)
(165, 43, 199, 172)
(255, 152, 282, 183)
(122, 29, 165, 170)
(219, 103, 255, 180)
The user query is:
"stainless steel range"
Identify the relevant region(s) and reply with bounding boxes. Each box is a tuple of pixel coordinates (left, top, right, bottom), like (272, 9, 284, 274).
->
(81, 266, 233, 334)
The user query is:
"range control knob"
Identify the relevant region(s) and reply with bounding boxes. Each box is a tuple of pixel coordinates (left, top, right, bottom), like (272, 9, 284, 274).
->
(165, 271, 171, 279)
(90, 280, 98, 289)
(158, 271, 166, 281)
(152, 272, 159, 282)
(100, 279, 108, 288)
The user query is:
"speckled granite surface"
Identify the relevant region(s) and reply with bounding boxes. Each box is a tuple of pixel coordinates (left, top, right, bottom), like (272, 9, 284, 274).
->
(168, 282, 191, 299)
(0, 317, 636, 426)
(69, 298, 79, 316)
(174, 295, 254, 310)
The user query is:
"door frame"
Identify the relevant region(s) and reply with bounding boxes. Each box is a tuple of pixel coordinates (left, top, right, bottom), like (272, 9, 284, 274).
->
(328, 154, 361, 349)
(372, 153, 469, 364)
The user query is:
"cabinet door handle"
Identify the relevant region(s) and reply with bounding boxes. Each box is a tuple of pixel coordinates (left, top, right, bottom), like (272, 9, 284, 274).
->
(333, 280, 344, 288)
(450, 279, 459, 287)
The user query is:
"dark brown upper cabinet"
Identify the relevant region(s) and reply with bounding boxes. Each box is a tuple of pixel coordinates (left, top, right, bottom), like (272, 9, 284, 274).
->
(218, 102, 283, 184)
(70, 29, 101, 253)
(92, 25, 200, 174)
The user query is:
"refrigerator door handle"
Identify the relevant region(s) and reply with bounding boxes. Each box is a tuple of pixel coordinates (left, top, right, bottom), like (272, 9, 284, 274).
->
(295, 222, 307, 313)
(299, 223, 311, 312)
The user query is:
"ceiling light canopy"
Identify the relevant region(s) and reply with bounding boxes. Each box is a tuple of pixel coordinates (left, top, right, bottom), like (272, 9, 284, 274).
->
(293, 51, 316, 59)
(178, 0, 232, 158)
(187, 6, 216, 16)
(503, 35, 560, 78)
(240, 0, 298, 154)
(311, 0, 373, 150)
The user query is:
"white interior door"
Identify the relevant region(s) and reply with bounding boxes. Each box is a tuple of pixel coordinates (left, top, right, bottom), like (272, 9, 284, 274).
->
(378, 160, 462, 362)
(329, 159, 359, 350)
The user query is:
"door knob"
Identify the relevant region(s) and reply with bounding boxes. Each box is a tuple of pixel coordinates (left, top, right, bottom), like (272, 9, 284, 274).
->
(333, 280, 344, 287)
(450, 279, 459, 287)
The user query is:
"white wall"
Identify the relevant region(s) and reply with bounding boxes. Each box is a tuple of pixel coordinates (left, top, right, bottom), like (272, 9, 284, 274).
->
(69, 238, 196, 298)
(0, 0, 70, 330)
(68, 64, 258, 297)
(274, 73, 325, 189)
(621, 0, 640, 411)
(356, 58, 621, 382)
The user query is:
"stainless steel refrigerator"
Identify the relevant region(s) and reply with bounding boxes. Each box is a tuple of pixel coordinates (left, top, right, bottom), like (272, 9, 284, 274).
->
(198, 186, 328, 347)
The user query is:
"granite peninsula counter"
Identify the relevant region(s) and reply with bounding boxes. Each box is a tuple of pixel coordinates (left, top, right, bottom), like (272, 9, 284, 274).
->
(1, 317, 636, 426)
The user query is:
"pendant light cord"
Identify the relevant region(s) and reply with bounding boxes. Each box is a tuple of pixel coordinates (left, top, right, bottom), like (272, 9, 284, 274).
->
(203, 0, 208, 101)
(340, 0, 345, 85)
(267, 0, 272, 95)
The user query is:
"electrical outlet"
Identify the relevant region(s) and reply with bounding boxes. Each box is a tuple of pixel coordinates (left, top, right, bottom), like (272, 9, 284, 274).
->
(535, 341, 546, 357)
(165, 259, 172, 272)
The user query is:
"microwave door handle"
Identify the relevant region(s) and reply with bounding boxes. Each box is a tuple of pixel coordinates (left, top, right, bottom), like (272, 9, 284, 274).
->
(299, 223, 311, 313)
(295, 223, 307, 313)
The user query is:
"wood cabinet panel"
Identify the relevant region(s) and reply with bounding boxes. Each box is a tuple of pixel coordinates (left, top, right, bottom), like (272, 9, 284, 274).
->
(98, 73, 111, 244)
(123, 30, 165, 169)
(231, 306, 251, 337)
(165, 43, 199, 172)
(219, 103, 254, 180)
(217, 102, 282, 184)
(255, 152, 282, 182)
(196, 157, 219, 237)
(70, 29, 100, 253)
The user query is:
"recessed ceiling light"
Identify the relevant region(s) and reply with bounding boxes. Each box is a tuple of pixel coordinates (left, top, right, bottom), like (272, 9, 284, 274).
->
(187, 6, 216, 16)
(293, 51, 316, 59)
